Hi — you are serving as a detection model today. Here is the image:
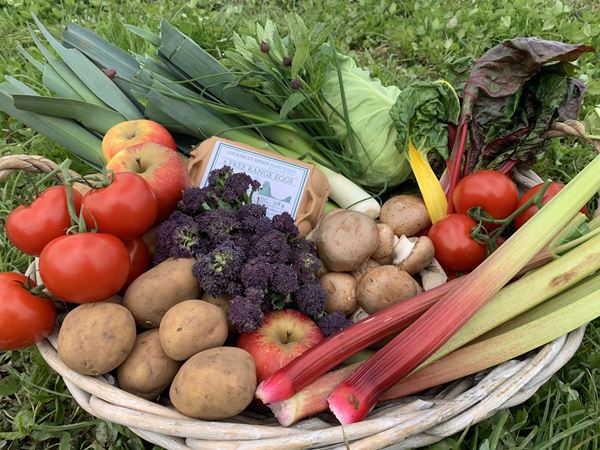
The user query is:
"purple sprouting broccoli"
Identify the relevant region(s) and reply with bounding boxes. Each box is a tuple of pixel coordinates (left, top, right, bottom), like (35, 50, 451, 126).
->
(228, 288, 265, 332)
(223, 172, 261, 204)
(317, 311, 353, 337)
(240, 256, 273, 289)
(294, 282, 326, 318)
(192, 242, 245, 296)
(195, 208, 240, 244)
(272, 212, 298, 237)
(236, 203, 268, 230)
(290, 239, 321, 284)
(178, 187, 213, 215)
(251, 230, 292, 263)
(270, 263, 299, 295)
(154, 211, 206, 263)
(207, 165, 234, 189)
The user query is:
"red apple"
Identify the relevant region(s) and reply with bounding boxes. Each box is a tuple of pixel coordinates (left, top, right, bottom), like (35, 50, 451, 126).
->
(236, 309, 324, 382)
(102, 119, 177, 163)
(106, 143, 189, 222)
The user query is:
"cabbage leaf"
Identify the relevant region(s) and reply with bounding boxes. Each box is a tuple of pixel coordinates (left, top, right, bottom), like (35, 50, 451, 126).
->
(320, 54, 411, 189)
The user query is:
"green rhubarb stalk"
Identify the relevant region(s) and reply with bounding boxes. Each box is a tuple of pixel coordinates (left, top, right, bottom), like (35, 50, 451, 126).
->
(327, 149, 600, 424)
(272, 273, 600, 426)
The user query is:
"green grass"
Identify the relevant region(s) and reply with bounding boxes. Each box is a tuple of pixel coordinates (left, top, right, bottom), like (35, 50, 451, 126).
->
(1, 0, 600, 448)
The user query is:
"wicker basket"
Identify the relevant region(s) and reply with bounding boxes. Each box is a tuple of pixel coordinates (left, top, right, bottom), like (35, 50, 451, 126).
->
(0, 121, 595, 449)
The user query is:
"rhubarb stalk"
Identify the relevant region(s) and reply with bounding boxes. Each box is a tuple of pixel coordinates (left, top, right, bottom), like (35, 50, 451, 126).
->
(267, 234, 600, 425)
(327, 153, 600, 424)
(255, 277, 462, 404)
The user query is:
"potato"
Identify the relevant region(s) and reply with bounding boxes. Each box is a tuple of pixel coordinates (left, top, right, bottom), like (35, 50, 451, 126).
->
(357, 265, 421, 314)
(380, 195, 430, 237)
(117, 329, 180, 398)
(169, 347, 256, 419)
(123, 258, 201, 328)
(316, 210, 379, 272)
(159, 300, 228, 361)
(320, 272, 359, 315)
(58, 303, 136, 375)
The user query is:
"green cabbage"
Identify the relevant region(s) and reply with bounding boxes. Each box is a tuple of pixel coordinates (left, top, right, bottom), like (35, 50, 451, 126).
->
(320, 54, 411, 189)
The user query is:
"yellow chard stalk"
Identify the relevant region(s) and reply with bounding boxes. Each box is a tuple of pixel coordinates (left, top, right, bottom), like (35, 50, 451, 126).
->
(408, 140, 447, 223)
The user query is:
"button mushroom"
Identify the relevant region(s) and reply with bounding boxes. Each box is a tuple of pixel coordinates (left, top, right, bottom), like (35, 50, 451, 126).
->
(351, 258, 381, 281)
(371, 223, 396, 263)
(315, 210, 380, 272)
(320, 272, 359, 316)
(357, 265, 421, 314)
(394, 235, 436, 275)
(380, 195, 431, 237)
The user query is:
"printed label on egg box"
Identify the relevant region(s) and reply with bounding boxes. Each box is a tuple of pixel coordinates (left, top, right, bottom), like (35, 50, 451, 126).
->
(198, 140, 310, 219)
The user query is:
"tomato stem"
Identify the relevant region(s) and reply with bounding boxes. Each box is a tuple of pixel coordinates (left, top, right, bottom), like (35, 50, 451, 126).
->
(469, 181, 552, 252)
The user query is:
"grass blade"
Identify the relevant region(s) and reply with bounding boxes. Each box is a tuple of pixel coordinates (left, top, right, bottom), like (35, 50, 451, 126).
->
(12, 95, 127, 134)
(0, 79, 103, 167)
(125, 24, 160, 46)
(32, 14, 142, 120)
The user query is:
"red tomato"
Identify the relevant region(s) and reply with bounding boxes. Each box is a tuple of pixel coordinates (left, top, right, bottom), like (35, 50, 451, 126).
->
(82, 172, 157, 239)
(122, 237, 151, 289)
(0, 273, 56, 350)
(514, 182, 588, 228)
(453, 171, 519, 226)
(39, 233, 130, 303)
(428, 214, 486, 272)
(6, 186, 82, 256)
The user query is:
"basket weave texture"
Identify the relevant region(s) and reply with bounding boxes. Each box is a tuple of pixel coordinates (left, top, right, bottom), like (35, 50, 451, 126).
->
(0, 146, 589, 450)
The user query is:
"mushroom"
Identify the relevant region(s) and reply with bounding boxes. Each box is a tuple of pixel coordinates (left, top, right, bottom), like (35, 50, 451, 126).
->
(351, 258, 381, 281)
(394, 235, 435, 275)
(320, 273, 359, 316)
(371, 223, 395, 263)
(357, 265, 421, 314)
(315, 210, 379, 272)
(420, 258, 448, 291)
(380, 195, 430, 237)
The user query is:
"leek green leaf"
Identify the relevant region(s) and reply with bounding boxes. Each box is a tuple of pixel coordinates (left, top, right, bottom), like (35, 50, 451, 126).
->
(12, 95, 127, 134)
(125, 24, 160, 47)
(32, 14, 142, 120)
(0, 79, 103, 167)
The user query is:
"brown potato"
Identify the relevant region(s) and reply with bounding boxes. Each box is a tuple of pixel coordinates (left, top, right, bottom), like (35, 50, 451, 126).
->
(58, 303, 136, 375)
(117, 329, 180, 398)
(123, 258, 201, 328)
(357, 265, 420, 314)
(316, 210, 379, 272)
(169, 347, 256, 419)
(159, 300, 228, 361)
(320, 272, 358, 316)
(380, 195, 430, 237)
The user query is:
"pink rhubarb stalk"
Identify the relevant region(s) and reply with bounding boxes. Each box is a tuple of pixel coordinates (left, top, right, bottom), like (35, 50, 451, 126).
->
(255, 277, 463, 404)
(326, 155, 600, 424)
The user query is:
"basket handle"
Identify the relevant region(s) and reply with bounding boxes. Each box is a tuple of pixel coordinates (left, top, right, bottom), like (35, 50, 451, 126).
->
(0, 154, 80, 183)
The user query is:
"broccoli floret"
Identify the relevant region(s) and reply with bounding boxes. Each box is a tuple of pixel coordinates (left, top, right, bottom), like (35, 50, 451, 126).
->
(251, 230, 292, 263)
(192, 242, 245, 296)
(272, 212, 299, 237)
(317, 311, 353, 337)
(207, 166, 234, 188)
(289, 238, 321, 283)
(270, 263, 299, 295)
(236, 203, 269, 231)
(178, 187, 212, 215)
(294, 282, 326, 318)
(154, 211, 206, 263)
(196, 208, 240, 243)
(223, 172, 261, 204)
(228, 294, 264, 333)
(240, 256, 273, 289)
